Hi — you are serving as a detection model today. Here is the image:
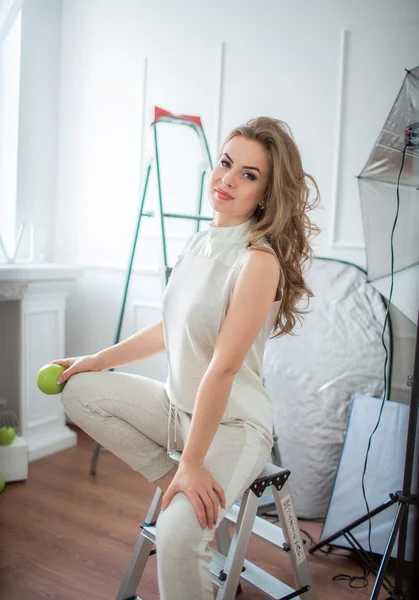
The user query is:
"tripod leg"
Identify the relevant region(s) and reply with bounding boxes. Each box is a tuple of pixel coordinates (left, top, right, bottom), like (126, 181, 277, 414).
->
(309, 497, 396, 554)
(395, 502, 410, 593)
(370, 501, 407, 600)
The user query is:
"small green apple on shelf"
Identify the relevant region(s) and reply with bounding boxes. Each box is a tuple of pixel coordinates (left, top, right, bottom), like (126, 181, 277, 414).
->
(0, 426, 16, 445)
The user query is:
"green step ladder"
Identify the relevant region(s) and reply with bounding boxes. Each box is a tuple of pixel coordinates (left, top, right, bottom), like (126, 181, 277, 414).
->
(89, 106, 214, 475)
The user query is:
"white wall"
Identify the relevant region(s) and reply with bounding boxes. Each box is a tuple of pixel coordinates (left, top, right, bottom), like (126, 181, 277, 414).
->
(20, 0, 419, 403)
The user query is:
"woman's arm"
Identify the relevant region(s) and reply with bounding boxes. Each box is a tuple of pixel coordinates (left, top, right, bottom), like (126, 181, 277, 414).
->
(96, 321, 166, 370)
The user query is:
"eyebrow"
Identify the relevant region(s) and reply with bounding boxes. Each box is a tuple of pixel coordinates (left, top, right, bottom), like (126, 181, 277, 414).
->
(222, 152, 261, 175)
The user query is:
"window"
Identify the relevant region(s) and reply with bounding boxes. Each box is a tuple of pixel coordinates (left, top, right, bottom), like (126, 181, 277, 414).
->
(0, 2, 22, 258)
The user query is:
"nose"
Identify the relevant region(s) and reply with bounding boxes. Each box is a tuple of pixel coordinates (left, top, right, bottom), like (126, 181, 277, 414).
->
(221, 170, 235, 186)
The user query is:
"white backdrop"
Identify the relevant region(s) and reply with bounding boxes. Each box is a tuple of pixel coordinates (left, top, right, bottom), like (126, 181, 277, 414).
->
(321, 393, 416, 559)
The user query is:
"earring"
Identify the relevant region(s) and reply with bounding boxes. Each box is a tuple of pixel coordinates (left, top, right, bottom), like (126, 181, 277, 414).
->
(258, 204, 265, 210)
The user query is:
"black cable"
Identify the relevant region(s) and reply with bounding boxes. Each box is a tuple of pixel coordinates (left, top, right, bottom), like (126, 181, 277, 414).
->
(263, 517, 371, 588)
(361, 145, 407, 562)
(300, 528, 370, 588)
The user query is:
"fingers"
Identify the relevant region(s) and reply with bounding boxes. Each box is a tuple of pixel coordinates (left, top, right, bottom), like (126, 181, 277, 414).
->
(200, 491, 216, 528)
(195, 484, 225, 529)
(49, 359, 72, 384)
(188, 490, 208, 529)
(57, 369, 72, 384)
(160, 473, 226, 531)
(51, 359, 69, 367)
(213, 481, 226, 509)
(57, 363, 78, 384)
(60, 365, 81, 384)
(207, 490, 221, 526)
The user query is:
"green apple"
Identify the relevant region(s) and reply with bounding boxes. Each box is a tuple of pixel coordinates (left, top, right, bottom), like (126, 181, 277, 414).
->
(0, 426, 16, 445)
(0, 476, 5, 492)
(37, 363, 66, 395)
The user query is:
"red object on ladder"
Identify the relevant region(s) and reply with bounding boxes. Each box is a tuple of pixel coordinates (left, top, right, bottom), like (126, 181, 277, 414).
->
(152, 106, 204, 130)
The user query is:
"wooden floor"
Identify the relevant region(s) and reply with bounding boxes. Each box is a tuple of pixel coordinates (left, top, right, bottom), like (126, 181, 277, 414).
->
(0, 427, 390, 600)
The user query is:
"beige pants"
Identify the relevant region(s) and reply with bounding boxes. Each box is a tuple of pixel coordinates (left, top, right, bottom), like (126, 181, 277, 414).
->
(61, 371, 273, 600)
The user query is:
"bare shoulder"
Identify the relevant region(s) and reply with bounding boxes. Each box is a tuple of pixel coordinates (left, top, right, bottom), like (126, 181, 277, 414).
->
(245, 244, 281, 276)
(212, 244, 281, 374)
(231, 246, 281, 301)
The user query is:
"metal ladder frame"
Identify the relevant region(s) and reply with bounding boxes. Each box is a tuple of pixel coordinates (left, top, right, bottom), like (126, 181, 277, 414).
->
(115, 450, 316, 600)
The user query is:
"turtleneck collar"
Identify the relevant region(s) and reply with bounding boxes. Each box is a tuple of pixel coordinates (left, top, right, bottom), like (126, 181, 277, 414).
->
(207, 215, 257, 245)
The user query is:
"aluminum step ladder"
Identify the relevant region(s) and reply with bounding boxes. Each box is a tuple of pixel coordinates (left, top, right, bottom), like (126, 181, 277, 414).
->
(115, 450, 316, 600)
(89, 106, 214, 475)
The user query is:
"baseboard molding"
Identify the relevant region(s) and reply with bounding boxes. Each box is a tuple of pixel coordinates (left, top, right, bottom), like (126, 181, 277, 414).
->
(28, 425, 78, 462)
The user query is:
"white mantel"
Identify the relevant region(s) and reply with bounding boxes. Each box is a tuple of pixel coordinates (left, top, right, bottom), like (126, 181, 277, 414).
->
(0, 261, 82, 282)
(0, 262, 83, 464)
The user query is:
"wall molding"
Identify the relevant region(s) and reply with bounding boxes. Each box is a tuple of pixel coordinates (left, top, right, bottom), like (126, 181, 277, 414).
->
(330, 28, 365, 252)
(138, 55, 149, 194)
(332, 240, 365, 250)
(27, 414, 58, 430)
(75, 263, 160, 275)
(28, 426, 77, 462)
(214, 41, 225, 158)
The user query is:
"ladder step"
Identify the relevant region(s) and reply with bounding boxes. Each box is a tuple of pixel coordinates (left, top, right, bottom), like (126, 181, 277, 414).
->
(140, 523, 156, 544)
(162, 211, 212, 221)
(133, 510, 305, 599)
(210, 550, 299, 599)
(141, 503, 286, 550)
(226, 503, 286, 549)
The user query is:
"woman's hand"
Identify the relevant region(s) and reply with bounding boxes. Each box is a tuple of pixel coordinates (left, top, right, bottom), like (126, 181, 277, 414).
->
(51, 354, 102, 385)
(160, 459, 226, 529)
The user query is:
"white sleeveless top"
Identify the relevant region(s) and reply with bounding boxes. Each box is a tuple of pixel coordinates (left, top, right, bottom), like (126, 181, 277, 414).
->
(161, 215, 283, 453)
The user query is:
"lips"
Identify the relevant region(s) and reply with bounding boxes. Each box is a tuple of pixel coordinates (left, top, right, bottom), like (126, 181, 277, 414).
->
(215, 188, 234, 200)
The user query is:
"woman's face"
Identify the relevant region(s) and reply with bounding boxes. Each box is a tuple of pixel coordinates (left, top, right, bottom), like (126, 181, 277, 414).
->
(209, 136, 270, 223)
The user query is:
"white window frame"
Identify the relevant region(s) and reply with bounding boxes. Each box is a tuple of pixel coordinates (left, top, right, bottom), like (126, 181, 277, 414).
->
(0, 0, 23, 259)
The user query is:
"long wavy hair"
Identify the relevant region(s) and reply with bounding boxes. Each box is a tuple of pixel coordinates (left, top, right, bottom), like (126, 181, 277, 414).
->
(219, 116, 321, 339)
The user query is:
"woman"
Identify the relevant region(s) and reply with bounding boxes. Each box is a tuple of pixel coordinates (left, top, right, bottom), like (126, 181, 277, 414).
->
(55, 116, 320, 599)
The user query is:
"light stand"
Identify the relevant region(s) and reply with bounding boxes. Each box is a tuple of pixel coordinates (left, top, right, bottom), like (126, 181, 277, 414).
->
(310, 66, 419, 600)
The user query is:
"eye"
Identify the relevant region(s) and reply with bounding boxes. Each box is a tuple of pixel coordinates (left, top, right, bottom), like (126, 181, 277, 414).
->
(219, 159, 256, 181)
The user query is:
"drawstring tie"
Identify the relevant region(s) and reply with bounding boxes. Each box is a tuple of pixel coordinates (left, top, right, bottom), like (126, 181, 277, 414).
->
(167, 397, 179, 455)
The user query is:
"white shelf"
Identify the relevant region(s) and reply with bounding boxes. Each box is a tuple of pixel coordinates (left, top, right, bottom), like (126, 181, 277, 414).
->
(0, 264, 83, 461)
